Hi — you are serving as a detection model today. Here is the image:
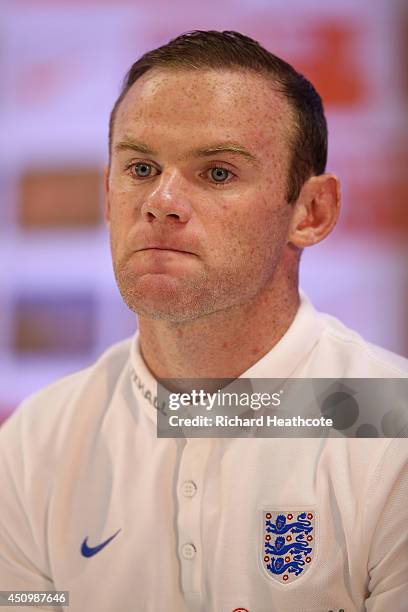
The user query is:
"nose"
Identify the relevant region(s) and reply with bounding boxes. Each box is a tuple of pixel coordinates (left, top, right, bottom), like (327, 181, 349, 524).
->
(141, 170, 193, 224)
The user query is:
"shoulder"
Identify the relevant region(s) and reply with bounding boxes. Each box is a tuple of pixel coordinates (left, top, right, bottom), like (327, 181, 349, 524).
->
(0, 336, 134, 451)
(313, 310, 408, 378)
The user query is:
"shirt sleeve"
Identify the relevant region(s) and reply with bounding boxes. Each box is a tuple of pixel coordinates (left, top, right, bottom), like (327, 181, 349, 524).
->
(365, 438, 408, 611)
(0, 409, 63, 612)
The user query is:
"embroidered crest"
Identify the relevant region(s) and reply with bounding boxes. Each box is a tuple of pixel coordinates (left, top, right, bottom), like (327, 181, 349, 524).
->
(262, 510, 315, 584)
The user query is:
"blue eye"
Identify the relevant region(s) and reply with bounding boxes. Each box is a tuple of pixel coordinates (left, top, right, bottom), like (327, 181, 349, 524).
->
(132, 163, 153, 177)
(209, 167, 232, 183)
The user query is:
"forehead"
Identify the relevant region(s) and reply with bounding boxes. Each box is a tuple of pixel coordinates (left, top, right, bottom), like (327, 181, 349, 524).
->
(113, 68, 294, 159)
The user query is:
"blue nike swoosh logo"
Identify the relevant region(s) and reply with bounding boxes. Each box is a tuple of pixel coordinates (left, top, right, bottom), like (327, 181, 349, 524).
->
(81, 529, 121, 558)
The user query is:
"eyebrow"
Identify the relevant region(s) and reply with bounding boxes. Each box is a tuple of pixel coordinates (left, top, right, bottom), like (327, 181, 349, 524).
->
(114, 138, 261, 167)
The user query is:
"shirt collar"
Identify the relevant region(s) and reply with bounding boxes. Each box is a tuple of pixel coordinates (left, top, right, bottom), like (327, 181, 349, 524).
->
(130, 291, 323, 423)
(242, 290, 323, 379)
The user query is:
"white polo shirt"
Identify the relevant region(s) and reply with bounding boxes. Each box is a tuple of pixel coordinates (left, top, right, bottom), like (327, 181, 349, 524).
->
(0, 294, 407, 612)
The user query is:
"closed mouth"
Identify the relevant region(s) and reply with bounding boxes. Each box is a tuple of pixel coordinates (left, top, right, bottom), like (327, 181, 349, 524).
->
(140, 247, 195, 254)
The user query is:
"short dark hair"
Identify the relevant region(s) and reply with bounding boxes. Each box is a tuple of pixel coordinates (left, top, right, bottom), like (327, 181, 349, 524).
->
(109, 30, 327, 203)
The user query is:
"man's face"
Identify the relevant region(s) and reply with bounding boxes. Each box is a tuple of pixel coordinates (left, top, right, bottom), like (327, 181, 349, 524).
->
(106, 68, 296, 322)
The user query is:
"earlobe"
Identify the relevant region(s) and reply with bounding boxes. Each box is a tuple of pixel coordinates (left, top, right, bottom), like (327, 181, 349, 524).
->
(288, 173, 340, 249)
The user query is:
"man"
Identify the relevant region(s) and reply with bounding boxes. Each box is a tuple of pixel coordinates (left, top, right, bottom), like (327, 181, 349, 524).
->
(0, 30, 407, 612)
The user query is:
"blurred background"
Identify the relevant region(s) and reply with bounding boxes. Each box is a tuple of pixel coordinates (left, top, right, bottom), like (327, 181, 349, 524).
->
(0, 0, 407, 423)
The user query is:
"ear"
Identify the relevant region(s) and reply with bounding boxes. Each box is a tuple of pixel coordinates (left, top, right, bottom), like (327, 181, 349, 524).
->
(288, 173, 340, 248)
(103, 165, 111, 225)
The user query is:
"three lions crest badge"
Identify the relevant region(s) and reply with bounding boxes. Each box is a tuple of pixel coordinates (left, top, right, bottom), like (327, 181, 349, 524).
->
(262, 510, 316, 584)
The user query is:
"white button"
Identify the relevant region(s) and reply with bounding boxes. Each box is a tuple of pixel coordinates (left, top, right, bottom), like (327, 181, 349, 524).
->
(182, 480, 197, 498)
(181, 543, 196, 560)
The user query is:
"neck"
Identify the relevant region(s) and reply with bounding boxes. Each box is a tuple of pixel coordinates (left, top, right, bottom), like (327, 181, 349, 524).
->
(138, 266, 300, 381)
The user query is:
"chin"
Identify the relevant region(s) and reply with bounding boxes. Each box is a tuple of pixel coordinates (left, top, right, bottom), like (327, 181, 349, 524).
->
(116, 273, 212, 322)
(122, 295, 210, 322)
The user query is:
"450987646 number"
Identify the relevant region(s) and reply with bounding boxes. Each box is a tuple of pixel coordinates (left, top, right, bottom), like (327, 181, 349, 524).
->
(0, 592, 69, 607)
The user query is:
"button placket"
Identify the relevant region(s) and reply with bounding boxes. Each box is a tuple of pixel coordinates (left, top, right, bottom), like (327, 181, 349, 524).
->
(176, 438, 213, 599)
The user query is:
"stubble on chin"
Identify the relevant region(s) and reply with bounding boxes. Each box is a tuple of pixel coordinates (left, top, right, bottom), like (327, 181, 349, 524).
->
(112, 255, 256, 323)
(113, 260, 217, 322)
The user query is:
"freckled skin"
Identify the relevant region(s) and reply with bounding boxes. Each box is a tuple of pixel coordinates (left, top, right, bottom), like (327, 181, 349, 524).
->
(108, 70, 293, 314)
(105, 68, 338, 379)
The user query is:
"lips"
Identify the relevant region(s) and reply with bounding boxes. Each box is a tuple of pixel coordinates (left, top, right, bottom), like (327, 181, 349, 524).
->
(137, 245, 196, 255)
